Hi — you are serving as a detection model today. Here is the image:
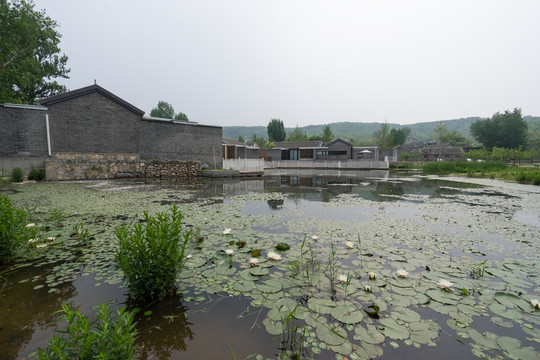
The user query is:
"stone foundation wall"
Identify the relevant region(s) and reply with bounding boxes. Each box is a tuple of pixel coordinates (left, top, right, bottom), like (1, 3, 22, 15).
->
(45, 153, 201, 180)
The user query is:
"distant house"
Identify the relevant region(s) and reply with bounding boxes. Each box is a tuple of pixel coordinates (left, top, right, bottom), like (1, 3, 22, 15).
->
(222, 137, 259, 159)
(266, 138, 380, 161)
(420, 144, 464, 162)
(268, 141, 324, 160)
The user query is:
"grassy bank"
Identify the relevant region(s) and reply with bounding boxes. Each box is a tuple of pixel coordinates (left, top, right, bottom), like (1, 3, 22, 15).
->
(421, 161, 540, 185)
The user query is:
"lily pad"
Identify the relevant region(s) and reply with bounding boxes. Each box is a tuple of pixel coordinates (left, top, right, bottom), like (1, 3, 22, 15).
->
(425, 288, 462, 305)
(331, 304, 364, 324)
(316, 322, 347, 346)
(378, 317, 410, 340)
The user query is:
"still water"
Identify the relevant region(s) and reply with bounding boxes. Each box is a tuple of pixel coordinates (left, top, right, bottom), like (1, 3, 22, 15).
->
(1, 170, 539, 359)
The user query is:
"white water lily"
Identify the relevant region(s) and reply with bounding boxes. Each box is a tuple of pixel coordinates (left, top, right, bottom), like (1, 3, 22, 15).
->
(311, 235, 319, 241)
(46, 237, 55, 241)
(186, 254, 192, 259)
(28, 238, 38, 243)
(368, 271, 376, 280)
(249, 258, 259, 267)
(364, 285, 372, 292)
(337, 275, 348, 283)
(345, 241, 354, 249)
(26, 223, 35, 228)
(267, 251, 282, 261)
(437, 279, 453, 291)
(36, 244, 47, 248)
(531, 299, 540, 309)
(397, 269, 408, 278)
(225, 249, 234, 256)
(223, 228, 232, 235)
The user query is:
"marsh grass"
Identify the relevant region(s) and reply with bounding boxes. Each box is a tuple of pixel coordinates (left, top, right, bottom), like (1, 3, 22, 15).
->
(422, 161, 508, 175)
(116, 205, 197, 300)
(0, 195, 36, 267)
(279, 306, 309, 360)
(36, 302, 138, 359)
(11, 167, 24, 182)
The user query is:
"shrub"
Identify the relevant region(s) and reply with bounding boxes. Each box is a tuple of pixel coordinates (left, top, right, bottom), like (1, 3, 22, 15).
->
(11, 167, 24, 182)
(0, 195, 36, 266)
(116, 205, 196, 300)
(37, 302, 138, 359)
(28, 168, 46, 181)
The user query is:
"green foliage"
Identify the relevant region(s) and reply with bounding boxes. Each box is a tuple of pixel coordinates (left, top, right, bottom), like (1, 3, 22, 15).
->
(287, 125, 308, 141)
(11, 167, 24, 182)
(321, 125, 334, 142)
(470, 260, 487, 279)
(150, 101, 175, 119)
(174, 112, 189, 122)
(470, 108, 528, 149)
(250, 133, 270, 148)
(116, 205, 196, 300)
(267, 118, 287, 142)
(37, 302, 138, 360)
(237, 135, 244, 142)
(374, 122, 391, 150)
(28, 168, 46, 181)
(432, 123, 471, 146)
(0, 0, 70, 104)
(388, 127, 411, 147)
(0, 195, 36, 266)
(422, 161, 507, 175)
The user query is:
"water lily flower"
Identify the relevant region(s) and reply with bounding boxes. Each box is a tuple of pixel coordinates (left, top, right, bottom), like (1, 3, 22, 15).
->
(186, 254, 192, 259)
(337, 275, 348, 283)
(28, 238, 38, 243)
(267, 251, 282, 261)
(311, 235, 319, 241)
(364, 285, 372, 292)
(437, 279, 453, 291)
(46, 237, 55, 241)
(368, 271, 376, 280)
(249, 258, 259, 267)
(346, 241, 354, 249)
(225, 249, 234, 256)
(531, 299, 540, 309)
(26, 223, 35, 228)
(397, 269, 408, 278)
(36, 244, 47, 248)
(223, 228, 232, 235)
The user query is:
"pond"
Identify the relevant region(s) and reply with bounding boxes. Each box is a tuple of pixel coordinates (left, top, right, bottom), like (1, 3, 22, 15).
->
(1, 170, 539, 359)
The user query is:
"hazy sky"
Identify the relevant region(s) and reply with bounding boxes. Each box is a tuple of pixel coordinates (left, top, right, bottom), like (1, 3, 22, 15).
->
(33, 0, 540, 127)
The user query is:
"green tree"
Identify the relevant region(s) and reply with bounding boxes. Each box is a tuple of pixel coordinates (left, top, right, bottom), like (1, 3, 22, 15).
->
(174, 112, 189, 122)
(150, 101, 175, 119)
(1, 0, 70, 104)
(388, 127, 411, 147)
(287, 125, 308, 141)
(432, 123, 470, 146)
(267, 118, 287, 142)
(470, 108, 528, 149)
(237, 135, 245, 142)
(251, 133, 268, 148)
(321, 125, 334, 142)
(374, 122, 391, 150)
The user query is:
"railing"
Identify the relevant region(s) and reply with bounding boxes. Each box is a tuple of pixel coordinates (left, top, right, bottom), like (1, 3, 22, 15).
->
(223, 158, 265, 171)
(267, 159, 389, 169)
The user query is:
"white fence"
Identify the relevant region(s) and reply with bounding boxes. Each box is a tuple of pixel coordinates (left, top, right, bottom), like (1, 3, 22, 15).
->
(223, 158, 265, 171)
(268, 158, 389, 169)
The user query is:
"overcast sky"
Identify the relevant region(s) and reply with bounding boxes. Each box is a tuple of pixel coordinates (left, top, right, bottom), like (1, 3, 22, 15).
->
(33, 0, 540, 127)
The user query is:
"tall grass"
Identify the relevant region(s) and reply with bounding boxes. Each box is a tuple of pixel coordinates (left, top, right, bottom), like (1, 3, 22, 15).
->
(0, 195, 36, 267)
(422, 161, 508, 175)
(116, 205, 196, 300)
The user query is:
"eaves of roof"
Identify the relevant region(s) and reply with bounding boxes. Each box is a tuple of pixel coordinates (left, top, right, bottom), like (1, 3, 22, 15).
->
(39, 84, 145, 116)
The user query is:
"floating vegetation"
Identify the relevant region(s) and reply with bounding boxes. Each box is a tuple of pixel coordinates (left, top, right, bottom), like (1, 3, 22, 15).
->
(4, 178, 540, 359)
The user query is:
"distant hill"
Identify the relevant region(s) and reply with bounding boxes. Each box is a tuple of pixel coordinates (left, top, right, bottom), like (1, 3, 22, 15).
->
(223, 116, 540, 145)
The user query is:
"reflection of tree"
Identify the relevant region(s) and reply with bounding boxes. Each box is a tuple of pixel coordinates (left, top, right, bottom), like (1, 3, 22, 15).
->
(130, 293, 195, 360)
(374, 183, 404, 200)
(0, 263, 76, 360)
(267, 199, 284, 210)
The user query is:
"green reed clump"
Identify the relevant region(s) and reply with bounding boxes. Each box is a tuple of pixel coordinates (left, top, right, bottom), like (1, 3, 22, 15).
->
(422, 161, 507, 175)
(0, 195, 36, 267)
(116, 205, 196, 300)
(28, 168, 46, 181)
(37, 302, 138, 359)
(11, 167, 24, 182)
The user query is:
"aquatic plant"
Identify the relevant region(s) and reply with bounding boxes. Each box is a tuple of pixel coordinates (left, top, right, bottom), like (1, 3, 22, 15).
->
(437, 279, 453, 291)
(0, 195, 36, 267)
(116, 205, 196, 300)
(36, 302, 137, 359)
(470, 260, 487, 279)
(396, 269, 408, 278)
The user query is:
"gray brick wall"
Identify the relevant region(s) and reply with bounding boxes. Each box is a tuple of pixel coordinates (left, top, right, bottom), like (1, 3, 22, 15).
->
(0, 105, 48, 157)
(47, 92, 140, 154)
(139, 119, 223, 168)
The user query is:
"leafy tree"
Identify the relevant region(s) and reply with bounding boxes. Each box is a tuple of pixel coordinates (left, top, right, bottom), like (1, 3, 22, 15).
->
(388, 127, 411, 147)
(1, 0, 70, 104)
(308, 135, 322, 141)
(267, 118, 286, 142)
(174, 112, 189, 122)
(432, 123, 470, 146)
(237, 135, 245, 142)
(251, 133, 268, 148)
(287, 125, 308, 141)
(470, 108, 528, 149)
(150, 101, 175, 119)
(321, 125, 334, 142)
(374, 122, 391, 150)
